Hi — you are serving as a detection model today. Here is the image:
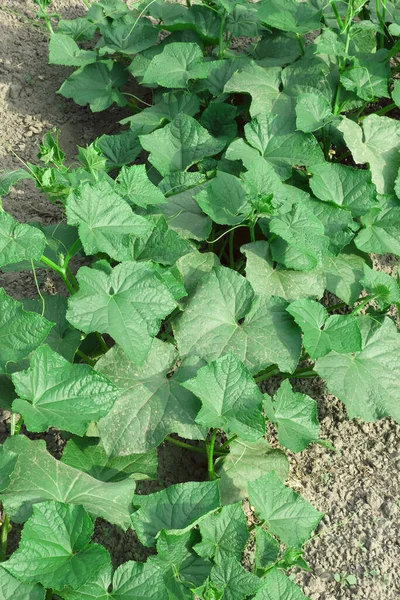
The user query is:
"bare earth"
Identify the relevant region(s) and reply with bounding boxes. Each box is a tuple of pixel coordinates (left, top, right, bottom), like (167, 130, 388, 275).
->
(0, 2, 399, 599)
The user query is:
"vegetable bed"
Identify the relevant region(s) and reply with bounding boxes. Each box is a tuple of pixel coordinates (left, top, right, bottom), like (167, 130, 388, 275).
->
(0, 0, 400, 599)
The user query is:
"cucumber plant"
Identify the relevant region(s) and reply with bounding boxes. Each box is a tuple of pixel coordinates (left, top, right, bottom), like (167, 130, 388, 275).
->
(1, 0, 400, 598)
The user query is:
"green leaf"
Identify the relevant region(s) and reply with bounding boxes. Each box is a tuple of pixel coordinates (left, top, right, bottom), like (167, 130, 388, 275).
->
(197, 58, 246, 96)
(224, 63, 282, 118)
(0, 169, 31, 198)
(340, 51, 390, 102)
(66, 180, 152, 260)
(183, 352, 265, 441)
(205, 557, 262, 600)
(355, 200, 400, 255)
(227, 114, 324, 179)
(131, 480, 220, 547)
(194, 172, 251, 225)
(338, 115, 400, 194)
(173, 251, 220, 299)
(61, 437, 158, 482)
(295, 92, 338, 133)
(140, 113, 225, 176)
(122, 90, 200, 135)
(11, 345, 118, 435)
(322, 248, 367, 304)
(254, 528, 279, 571)
(360, 264, 400, 308)
(23, 295, 81, 362)
(248, 471, 323, 547)
(272, 380, 320, 452)
(215, 438, 289, 504)
(0, 212, 46, 268)
(153, 178, 212, 241)
(0, 375, 16, 410)
(77, 142, 108, 172)
(49, 33, 97, 66)
(258, 0, 322, 34)
(194, 503, 249, 563)
(116, 164, 167, 207)
(96, 130, 142, 169)
(0, 289, 54, 374)
(242, 241, 325, 302)
(287, 298, 362, 359)
(57, 60, 128, 112)
(270, 204, 330, 271)
(149, 3, 220, 44)
(308, 161, 378, 217)
(226, 4, 261, 37)
(142, 42, 207, 88)
(0, 567, 44, 600)
(57, 17, 97, 42)
(3, 502, 109, 590)
(100, 16, 158, 55)
(200, 102, 238, 144)
(57, 560, 167, 600)
(67, 261, 176, 365)
(130, 214, 192, 265)
(249, 31, 301, 68)
(254, 568, 310, 600)
(173, 265, 301, 374)
(316, 316, 400, 422)
(0, 436, 135, 529)
(95, 340, 206, 456)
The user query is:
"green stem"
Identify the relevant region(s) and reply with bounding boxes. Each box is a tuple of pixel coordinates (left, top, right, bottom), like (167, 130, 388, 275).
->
(333, 1, 353, 115)
(165, 435, 227, 457)
(351, 295, 376, 314)
(45, 590, 53, 600)
(326, 301, 346, 312)
(229, 229, 235, 270)
(206, 430, 218, 480)
(0, 515, 10, 562)
(285, 369, 318, 379)
(219, 434, 238, 451)
(335, 150, 351, 162)
(81, 0, 91, 8)
(40, 255, 75, 295)
(249, 223, 256, 243)
(76, 349, 96, 367)
(368, 101, 396, 117)
(218, 11, 227, 59)
(377, 0, 387, 48)
(11, 415, 23, 436)
(296, 33, 305, 56)
(66, 267, 79, 291)
(96, 333, 109, 354)
(254, 365, 280, 383)
(331, 0, 344, 30)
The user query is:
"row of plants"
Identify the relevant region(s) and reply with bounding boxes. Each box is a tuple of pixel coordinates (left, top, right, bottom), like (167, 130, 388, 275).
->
(1, 0, 400, 598)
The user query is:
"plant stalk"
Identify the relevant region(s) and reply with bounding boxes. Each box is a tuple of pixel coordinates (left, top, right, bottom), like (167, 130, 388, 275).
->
(296, 33, 305, 56)
(254, 365, 280, 383)
(331, 0, 344, 30)
(218, 434, 238, 451)
(76, 349, 96, 367)
(229, 229, 235, 270)
(96, 332, 109, 354)
(351, 295, 376, 314)
(164, 435, 228, 457)
(218, 11, 227, 59)
(45, 589, 53, 600)
(40, 255, 75, 295)
(206, 429, 218, 480)
(249, 223, 256, 243)
(0, 514, 10, 562)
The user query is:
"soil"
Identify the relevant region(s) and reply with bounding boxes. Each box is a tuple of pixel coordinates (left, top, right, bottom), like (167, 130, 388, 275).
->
(1, 2, 400, 599)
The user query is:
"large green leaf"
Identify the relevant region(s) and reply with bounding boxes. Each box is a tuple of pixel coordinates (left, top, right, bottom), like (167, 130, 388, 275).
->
(338, 115, 400, 194)
(115, 164, 167, 208)
(0, 436, 135, 529)
(340, 50, 390, 102)
(315, 317, 400, 422)
(49, 33, 97, 66)
(0, 169, 32, 198)
(142, 42, 207, 88)
(3, 502, 109, 590)
(140, 113, 225, 176)
(224, 62, 282, 118)
(66, 261, 177, 365)
(242, 241, 325, 302)
(194, 503, 249, 563)
(182, 352, 265, 441)
(295, 92, 338, 133)
(248, 472, 323, 547)
(271, 380, 320, 452)
(129, 214, 192, 265)
(360, 264, 400, 308)
(308, 161, 378, 217)
(227, 114, 324, 179)
(173, 266, 301, 374)
(258, 0, 322, 33)
(95, 340, 206, 456)
(215, 438, 289, 504)
(254, 568, 310, 600)
(200, 558, 262, 600)
(0, 289, 54, 374)
(66, 180, 151, 261)
(0, 212, 46, 268)
(100, 16, 158, 55)
(355, 199, 400, 255)
(61, 437, 158, 482)
(57, 60, 128, 112)
(287, 298, 362, 359)
(131, 480, 220, 547)
(249, 31, 301, 68)
(0, 567, 44, 600)
(96, 130, 142, 170)
(194, 172, 251, 225)
(322, 248, 367, 304)
(11, 345, 118, 435)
